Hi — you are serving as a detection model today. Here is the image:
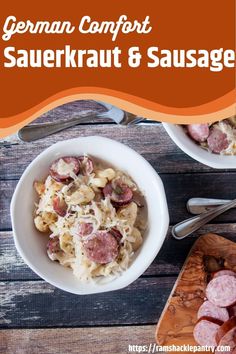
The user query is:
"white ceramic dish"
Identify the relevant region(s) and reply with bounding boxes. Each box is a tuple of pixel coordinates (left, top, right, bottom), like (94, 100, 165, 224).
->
(11, 136, 169, 295)
(163, 123, 236, 169)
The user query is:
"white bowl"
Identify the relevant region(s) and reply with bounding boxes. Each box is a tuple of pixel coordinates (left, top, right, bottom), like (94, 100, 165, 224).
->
(11, 136, 169, 294)
(163, 123, 236, 169)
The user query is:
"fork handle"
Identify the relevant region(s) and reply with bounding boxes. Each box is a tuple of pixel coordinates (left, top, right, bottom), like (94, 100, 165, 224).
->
(18, 111, 97, 142)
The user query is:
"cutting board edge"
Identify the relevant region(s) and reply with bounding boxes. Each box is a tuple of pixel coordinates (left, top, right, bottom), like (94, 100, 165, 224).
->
(155, 232, 234, 344)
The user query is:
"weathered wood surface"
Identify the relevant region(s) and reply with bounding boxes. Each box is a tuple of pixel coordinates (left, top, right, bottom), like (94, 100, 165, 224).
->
(0, 277, 175, 328)
(0, 326, 156, 354)
(0, 100, 236, 351)
(156, 233, 236, 349)
(1, 173, 236, 230)
(30, 100, 108, 124)
(29, 99, 151, 125)
(1, 225, 236, 281)
(2, 124, 235, 180)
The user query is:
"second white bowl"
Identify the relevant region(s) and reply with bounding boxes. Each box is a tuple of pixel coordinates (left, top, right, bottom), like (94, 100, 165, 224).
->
(163, 123, 236, 169)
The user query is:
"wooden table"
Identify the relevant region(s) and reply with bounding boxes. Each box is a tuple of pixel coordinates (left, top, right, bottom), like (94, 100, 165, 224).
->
(0, 100, 236, 354)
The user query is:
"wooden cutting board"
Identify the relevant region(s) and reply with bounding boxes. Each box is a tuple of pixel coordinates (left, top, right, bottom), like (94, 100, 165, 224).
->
(156, 233, 236, 353)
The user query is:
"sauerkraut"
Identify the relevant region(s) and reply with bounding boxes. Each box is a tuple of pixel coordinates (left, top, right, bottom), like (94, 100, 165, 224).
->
(185, 118, 236, 155)
(33, 155, 147, 282)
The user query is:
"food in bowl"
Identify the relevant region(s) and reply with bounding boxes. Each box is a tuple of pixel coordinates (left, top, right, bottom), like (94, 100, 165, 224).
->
(11, 136, 169, 294)
(185, 117, 236, 155)
(33, 155, 147, 282)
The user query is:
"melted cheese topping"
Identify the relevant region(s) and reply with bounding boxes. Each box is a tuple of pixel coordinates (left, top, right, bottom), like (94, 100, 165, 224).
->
(56, 159, 76, 176)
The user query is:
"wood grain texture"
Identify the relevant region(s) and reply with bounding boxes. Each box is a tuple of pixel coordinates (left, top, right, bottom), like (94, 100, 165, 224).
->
(30, 100, 108, 124)
(1, 124, 230, 180)
(1, 225, 236, 281)
(0, 325, 156, 354)
(1, 99, 236, 350)
(0, 277, 176, 328)
(1, 173, 236, 230)
(156, 233, 236, 351)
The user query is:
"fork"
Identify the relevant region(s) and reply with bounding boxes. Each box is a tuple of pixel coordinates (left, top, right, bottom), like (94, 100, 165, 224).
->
(18, 101, 144, 142)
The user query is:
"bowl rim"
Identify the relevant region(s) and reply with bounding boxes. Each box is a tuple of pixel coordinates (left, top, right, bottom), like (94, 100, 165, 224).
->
(163, 123, 236, 169)
(10, 136, 169, 294)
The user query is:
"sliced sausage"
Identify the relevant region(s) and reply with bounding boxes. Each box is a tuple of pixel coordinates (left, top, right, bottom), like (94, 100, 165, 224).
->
(187, 124, 210, 142)
(216, 317, 236, 343)
(83, 231, 119, 264)
(78, 156, 94, 175)
(78, 222, 94, 237)
(213, 270, 236, 279)
(47, 236, 63, 261)
(193, 316, 223, 347)
(229, 306, 236, 319)
(206, 275, 236, 308)
(207, 128, 229, 154)
(110, 228, 123, 242)
(53, 196, 67, 217)
(50, 157, 80, 182)
(215, 317, 236, 354)
(197, 300, 229, 322)
(103, 179, 133, 206)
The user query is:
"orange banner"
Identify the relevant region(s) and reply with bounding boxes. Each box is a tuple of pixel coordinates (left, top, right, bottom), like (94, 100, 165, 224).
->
(0, 0, 235, 137)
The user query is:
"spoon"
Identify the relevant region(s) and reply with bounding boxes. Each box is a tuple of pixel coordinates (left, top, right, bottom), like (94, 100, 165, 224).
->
(18, 110, 98, 142)
(172, 198, 236, 240)
(187, 197, 232, 214)
(17, 101, 143, 142)
(18, 101, 123, 142)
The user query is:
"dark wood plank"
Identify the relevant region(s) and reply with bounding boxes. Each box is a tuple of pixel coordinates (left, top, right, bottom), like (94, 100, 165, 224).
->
(1, 172, 236, 230)
(162, 172, 236, 224)
(0, 277, 176, 328)
(31, 100, 109, 124)
(1, 225, 236, 281)
(0, 325, 156, 354)
(0, 180, 17, 230)
(0, 124, 229, 180)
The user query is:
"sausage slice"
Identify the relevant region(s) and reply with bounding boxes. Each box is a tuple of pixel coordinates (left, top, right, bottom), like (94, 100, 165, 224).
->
(197, 300, 229, 322)
(78, 222, 94, 237)
(215, 317, 236, 354)
(187, 124, 209, 142)
(103, 179, 133, 206)
(206, 275, 236, 307)
(47, 236, 63, 261)
(110, 228, 123, 242)
(193, 316, 223, 347)
(213, 270, 236, 279)
(229, 306, 236, 319)
(53, 196, 67, 217)
(207, 128, 229, 154)
(50, 157, 80, 182)
(83, 231, 119, 264)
